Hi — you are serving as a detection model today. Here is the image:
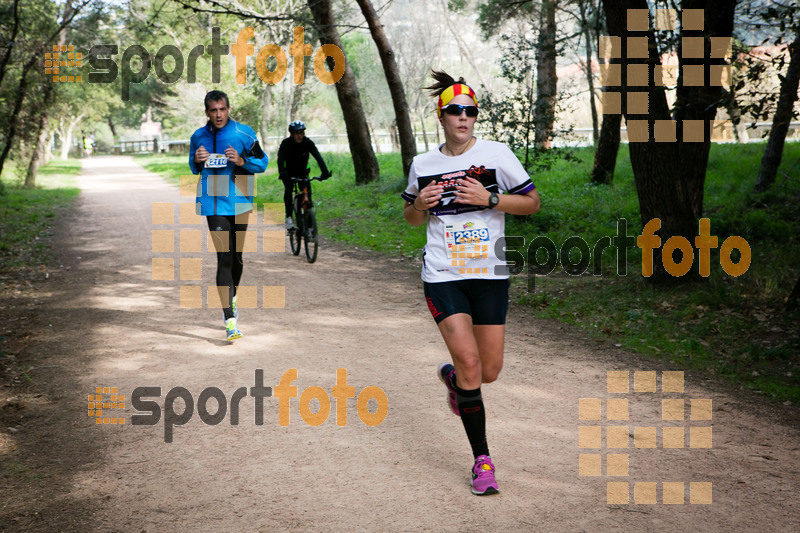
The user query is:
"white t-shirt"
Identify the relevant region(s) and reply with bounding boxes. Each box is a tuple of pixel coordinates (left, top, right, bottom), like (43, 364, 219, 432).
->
(402, 139, 536, 283)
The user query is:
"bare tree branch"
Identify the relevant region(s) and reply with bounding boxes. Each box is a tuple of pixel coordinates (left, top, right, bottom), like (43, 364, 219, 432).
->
(171, 0, 296, 22)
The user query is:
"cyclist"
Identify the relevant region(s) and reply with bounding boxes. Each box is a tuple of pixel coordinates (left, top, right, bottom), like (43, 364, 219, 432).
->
(277, 121, 330, 229)
(401, 70, 540, 495)
(189, 90, 269, 341)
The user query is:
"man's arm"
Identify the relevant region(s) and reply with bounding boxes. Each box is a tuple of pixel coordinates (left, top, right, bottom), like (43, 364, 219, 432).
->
(189, 135, 202, 174)
(238, 138, 269, 174)
(277, 139, 289, 178)
(307, 139, 330, 177)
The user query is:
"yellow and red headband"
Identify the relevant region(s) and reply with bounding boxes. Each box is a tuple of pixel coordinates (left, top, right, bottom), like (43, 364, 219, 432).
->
(437, 84, 478, 117)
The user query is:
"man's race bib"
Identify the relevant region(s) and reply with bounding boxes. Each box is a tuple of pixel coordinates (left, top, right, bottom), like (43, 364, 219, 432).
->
(444, 221, 491, 262)
(205, 153, 228, 168)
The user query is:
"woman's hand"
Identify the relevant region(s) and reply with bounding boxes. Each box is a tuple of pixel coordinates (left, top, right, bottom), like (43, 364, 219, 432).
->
(453, 177, 490, 206)
(404, 181, 443, 226)
(414, 181, 444, 211)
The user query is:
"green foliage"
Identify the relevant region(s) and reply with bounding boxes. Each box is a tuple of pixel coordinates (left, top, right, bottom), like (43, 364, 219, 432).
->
(731, 0, 800, 126)
(479, 34, 537, 161)
(341, 33, 394, 135)
(476, 0, 536, 39)
(479, 32, 578, 172)
(0, 159, 80, 267)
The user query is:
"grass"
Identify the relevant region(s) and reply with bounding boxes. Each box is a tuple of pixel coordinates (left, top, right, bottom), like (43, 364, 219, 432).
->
(0, 160, 81, 270)
(138, 142, 800, 404)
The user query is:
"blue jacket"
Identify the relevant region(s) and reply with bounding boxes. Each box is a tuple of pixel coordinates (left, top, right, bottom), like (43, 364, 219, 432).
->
(189, 119, 269, 216)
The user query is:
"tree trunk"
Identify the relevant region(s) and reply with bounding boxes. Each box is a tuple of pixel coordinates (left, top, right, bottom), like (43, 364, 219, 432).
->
(355, 0, 417, 178)
(673, 0, 737, 219)
(60, 120, 72, 160)
(107, 115, 117, 138)
(787, 275, 800, 311)
(420, 114, 429, 152)
(0, 0, 20, 90)
(369, 121, 380, 154)
(308, 0, 379, 184)
(108, 115, 120, 154)
(579, 0, 599, 143)
(0, 55, 37, 179)
(590, 113, 620, 184)
(45, 130, 54, 164)
(290, 82, 305, 120)
(754, 33, 800, 193)
(534, 0, 558, 149)
(25, 79, 57, 187)
(602, 0, 736, 285)
(25, 112, 49, 187)
(59, 113, 85, 160)
(524, 74, 535, 168)
(259, 85, 271, 150)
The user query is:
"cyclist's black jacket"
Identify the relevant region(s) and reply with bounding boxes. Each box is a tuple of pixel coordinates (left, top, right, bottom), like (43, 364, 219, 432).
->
(277, 137, 329, 179)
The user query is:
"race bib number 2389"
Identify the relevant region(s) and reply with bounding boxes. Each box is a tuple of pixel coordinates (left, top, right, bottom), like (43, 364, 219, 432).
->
(444, 221, 490, 259)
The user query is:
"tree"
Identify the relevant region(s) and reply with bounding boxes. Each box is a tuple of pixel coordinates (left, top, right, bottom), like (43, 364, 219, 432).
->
(383, 0, 448, 153)
(754, 1, 800, 192)
(589, 2, 621, 185)
(355, 0, 416, 178)
(754, 32, 800, 192)
(480, 31, 539, 167)
(307, 0, 379, 184)
(0, 0, 91, 181)
(477, 0, 560, 150)
(535, 0, 558, 149)
(787, 275, 800, 311)
(25, 0, 76, 187)
(0, 0, 21, 90)
(590, 113, 621, 184)
(602, 0, 737, 285)
(576, 0, 600, 143)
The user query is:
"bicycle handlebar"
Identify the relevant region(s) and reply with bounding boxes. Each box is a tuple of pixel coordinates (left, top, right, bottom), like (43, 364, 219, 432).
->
(288, 176, 327, 182)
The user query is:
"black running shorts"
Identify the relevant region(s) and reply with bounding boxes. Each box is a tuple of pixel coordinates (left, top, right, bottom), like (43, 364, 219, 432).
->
(423, 279, 510, 325)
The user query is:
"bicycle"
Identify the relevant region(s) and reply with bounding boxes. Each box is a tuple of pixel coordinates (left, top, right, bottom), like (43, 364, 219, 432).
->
(288, 175, 326, 263)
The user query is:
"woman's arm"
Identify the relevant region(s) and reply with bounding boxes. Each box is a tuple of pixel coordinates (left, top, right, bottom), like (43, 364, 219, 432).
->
(453, 177, 539, 215)
(496, 187, 539, 215)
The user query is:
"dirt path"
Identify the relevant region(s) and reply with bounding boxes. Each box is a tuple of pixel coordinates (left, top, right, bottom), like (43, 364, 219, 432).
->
(1, 156, 799, 532)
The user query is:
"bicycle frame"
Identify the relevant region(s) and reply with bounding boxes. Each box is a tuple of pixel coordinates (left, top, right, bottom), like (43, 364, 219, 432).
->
(288, 176, 324, 263)
(289, 176, 323, 216)
(292, 178, 313, 214)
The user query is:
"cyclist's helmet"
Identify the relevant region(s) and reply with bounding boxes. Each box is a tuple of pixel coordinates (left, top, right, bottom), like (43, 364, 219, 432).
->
(288, 121, 306, 133)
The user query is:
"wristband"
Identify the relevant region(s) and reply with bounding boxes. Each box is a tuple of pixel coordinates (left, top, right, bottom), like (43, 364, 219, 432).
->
(412, 199, 425, 212)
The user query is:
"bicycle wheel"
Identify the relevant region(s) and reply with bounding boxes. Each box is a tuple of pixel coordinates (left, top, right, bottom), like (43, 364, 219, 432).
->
(290, 201, 302, 256)
(303, 208, 318, 263)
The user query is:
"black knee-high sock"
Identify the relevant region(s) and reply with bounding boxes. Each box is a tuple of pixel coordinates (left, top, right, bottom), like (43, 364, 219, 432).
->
(455, 385, 489, 459)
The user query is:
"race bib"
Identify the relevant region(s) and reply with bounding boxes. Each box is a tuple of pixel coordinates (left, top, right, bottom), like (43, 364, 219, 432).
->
(205, 153, 228, 168)
(444, 221, 491, 261)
